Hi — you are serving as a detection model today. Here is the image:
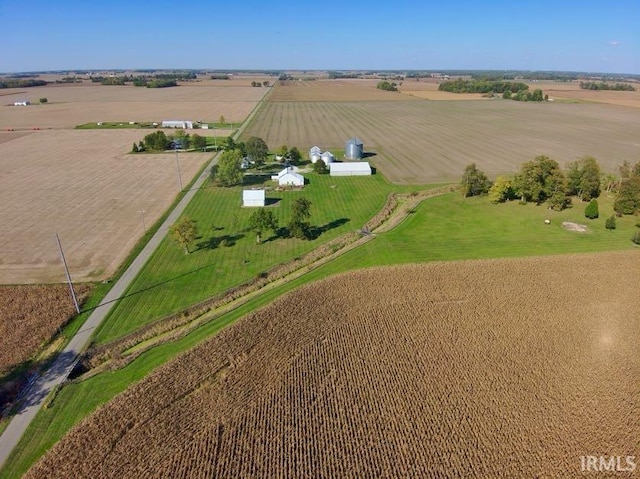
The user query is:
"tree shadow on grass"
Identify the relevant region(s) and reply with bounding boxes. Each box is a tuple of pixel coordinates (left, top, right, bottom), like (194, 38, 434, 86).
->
(195, 233, 245, 250)
(242, 174, 272, 187)
(308, 217, 350, 239)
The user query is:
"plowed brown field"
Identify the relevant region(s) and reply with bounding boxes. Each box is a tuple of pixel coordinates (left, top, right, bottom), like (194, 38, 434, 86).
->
(268, 79, 420, 102)
(0, 130, 208, 284)
(243, 100, 640, 183)
(26, 251, 640, 478)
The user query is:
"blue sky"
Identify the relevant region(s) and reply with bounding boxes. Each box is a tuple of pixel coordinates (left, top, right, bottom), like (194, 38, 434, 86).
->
(1, 0, 638, 73)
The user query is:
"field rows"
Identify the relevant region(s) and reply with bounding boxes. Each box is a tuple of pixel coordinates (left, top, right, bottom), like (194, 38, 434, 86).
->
(0, 130, 208, 284)
(242, 100, 640, 183)
(25, 252, 640, 478)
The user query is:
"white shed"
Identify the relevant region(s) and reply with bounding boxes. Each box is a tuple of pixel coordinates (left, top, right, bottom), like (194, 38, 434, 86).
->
(14, 100, 30, 106)
(320, 151, 335, 165)
(275, 167, 304, 186)
(162, 120, 194, 129)
(329, 162, 372, 176)
(242, 189, 266, 207)
(309, 146, 322, 163)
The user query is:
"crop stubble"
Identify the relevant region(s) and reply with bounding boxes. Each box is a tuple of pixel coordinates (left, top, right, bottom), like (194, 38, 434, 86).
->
(0, 130, 208, 284)
(25, 251, 640, 478)
(243, 99, 640, 183)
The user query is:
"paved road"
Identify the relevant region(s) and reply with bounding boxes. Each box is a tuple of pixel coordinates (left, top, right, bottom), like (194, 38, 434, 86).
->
(0, 86, 266, 469)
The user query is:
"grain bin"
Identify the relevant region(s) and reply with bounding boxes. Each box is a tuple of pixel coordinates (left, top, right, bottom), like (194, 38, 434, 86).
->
(309, 146, 322, 163)
(345, 137, 364, 160)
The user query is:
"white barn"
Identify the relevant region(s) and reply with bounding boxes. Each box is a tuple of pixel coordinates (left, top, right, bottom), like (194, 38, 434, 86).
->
(162, 120, 194, 129)
(242, 189, 266, 207)
(329, 162, 372, 176)
(273, 167, 304, 187)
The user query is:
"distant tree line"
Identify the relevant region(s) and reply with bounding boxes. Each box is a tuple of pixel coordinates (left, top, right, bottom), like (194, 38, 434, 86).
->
(132, 130, 207, 153)
(0, 78, 48, 88)
(376, 81, 398, 92)
(133, 78, 177, 88)
(503, 88, 545, 102)
(579, 81, 635, 91)
(439, 79, 529, 94)
(210, 74, 230, 80)
(251, 81, 270, 87)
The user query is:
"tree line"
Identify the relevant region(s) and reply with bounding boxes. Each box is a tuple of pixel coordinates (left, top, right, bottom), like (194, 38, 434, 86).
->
(462, 156, 640, 223)
(438, 79, 529, 94)
(132, 130, 207, 153)
(0, 78, 48, 88)
(376, 81, 398, 92)
(579, 81, 635, 91)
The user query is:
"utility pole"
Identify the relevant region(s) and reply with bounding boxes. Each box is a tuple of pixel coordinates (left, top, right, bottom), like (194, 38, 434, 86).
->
(138, 210, 147, 233)
(175, 147, 183, 190)
(55, 232, 80, 314)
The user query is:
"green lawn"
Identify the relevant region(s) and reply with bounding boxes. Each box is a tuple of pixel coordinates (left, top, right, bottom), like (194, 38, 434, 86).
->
(93, 173, 396, 344)
(2, 189, 637, 479)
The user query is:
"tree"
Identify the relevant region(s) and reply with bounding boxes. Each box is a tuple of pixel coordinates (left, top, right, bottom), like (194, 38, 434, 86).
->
(244, 136, 269, 167)
(39, 97, 48, 104)
(488, 176, 515, 203)
(502, 90, 512, 99)
(192, 134, 207, 151)
(614, 175, 640, 215)
(632, 231, 640, 245)
(131, 142, 138, 153)
(214, 149, 244, 186)
(143, 130, 170, 151)
(263, 81, 270, 87)
(461, 163, 492, 197)
(137, 140, 145, 152)
(584, 199, 599, 219)
(513, 155, 566, 204)
(277, 144, 288, 159)
(288, 147, 301, 165)
(566, 156, 601, 201)
(605, 215, 616, 230)
(225, 136, 236, 151)
(170, 217, 198, 254)
(289, 197, 312, 239)
(313, 159, 328, 174)
(248, 208, 279, 243)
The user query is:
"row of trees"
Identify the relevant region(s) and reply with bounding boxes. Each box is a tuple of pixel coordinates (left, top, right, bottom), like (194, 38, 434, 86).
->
(169, 196, 314, 254)
(463, 156, 640, 216)
(132, 130, 207, 152)
(376, 81, 399, 92)
(579, 81, 635, 91)
(439, 79, 529, 94)
(250, 81, 270, 87)
(503, 88, 546, 102)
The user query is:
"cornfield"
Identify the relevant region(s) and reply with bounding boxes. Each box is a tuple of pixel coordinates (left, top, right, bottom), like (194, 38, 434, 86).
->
(26, 251, 640, 478)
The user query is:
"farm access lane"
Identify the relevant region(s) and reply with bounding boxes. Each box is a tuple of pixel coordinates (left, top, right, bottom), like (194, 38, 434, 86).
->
(0, 86, 266, 469)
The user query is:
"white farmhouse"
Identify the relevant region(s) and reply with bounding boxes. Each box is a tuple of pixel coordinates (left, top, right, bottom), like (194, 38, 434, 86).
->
(242, 189, 266, 207)
(329, 162, 372, 176)
(273, 167, 304, 187)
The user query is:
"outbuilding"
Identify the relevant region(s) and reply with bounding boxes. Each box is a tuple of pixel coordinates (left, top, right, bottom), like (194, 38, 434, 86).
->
(242, 189, 266, 207)
(309, 146, 322, 163)
(329, 162, 372, 176)
(320, 151, 335, 165)
(162, 120, 194, 129)
(13, 100, 30, 106)
(274, 167, 304, 187)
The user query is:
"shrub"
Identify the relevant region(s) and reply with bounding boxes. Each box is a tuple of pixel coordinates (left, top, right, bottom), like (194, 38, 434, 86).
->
(632, 231, 640, 245)
(584, 199, 599, 219)
(605, 215, 616, 230)
(39, 97, 48, 104)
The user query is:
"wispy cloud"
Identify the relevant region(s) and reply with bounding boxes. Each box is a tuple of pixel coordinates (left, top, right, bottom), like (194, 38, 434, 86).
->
(609, 40, 620, 46)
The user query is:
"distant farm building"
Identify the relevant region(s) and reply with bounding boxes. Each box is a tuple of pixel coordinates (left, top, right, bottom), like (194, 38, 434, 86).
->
(242, 189, 266, 207)
(13, 100, 30, 106)
(309, 146, 322, 163)
(329, 162, 372, 176)
(320, 151, 335, 165)
(162, 120, 193, 129)
(345, 138, 364, 160)
(272, 167, 304, 187)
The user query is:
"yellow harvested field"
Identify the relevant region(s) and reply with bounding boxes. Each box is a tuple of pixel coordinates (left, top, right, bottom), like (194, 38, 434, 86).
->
(530, 81, 640, 108)
(268, 79, 420, 102)
(26, 251, 640, 478)
(0, 83, 266, 129)
(0, 130, 209, 284)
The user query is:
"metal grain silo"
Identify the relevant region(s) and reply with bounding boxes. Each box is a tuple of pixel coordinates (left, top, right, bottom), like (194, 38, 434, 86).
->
(345, 137, 364, 160)
(309, 145, 322, 163)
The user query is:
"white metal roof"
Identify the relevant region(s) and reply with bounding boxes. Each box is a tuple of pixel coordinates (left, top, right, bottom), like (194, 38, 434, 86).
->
(329, 162, 371, 173)
(243, 189, 265, 200)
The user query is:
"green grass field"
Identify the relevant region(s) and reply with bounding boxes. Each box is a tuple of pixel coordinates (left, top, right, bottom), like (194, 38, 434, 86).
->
(93, 173, 396, 344)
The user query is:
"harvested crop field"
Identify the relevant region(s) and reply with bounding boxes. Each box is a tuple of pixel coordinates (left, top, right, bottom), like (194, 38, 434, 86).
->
(0, 284, 92, 377)
(26, 251, 640, 478)
(0, 130, 208, 284)
(399, 80, 488, 100)
(0, 84, 266, 130)
(528, 81, 640, 109)
(243, 100, 640, 183)
(268, 79, 419, 102)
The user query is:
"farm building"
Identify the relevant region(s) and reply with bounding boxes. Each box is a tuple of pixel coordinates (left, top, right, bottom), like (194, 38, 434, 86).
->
(272, 167, 304, 187)
(309, 146, 322, 163)
(320, 151, 335, 165)
(242, 189, 266, 207)
(345, 138, 364, 160)
(13, 100, 30, 106)
(329, 162, 372, 176)
(162, 120, 194, 129)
